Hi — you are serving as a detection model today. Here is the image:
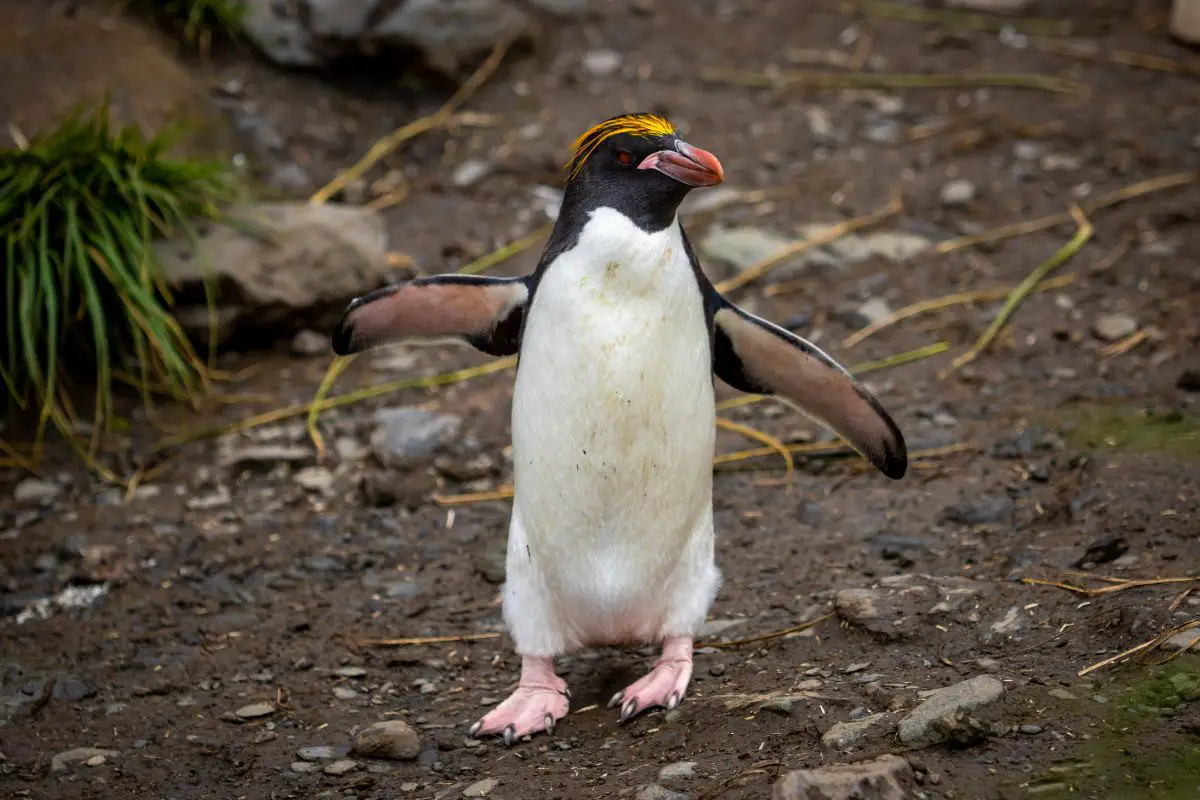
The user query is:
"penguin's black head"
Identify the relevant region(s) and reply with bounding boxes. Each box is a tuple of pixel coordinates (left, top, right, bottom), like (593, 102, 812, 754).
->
(561, 113, 724, 232)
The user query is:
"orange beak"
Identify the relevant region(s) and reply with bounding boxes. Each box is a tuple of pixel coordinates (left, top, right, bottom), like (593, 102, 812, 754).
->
(637, 140, 725, 187)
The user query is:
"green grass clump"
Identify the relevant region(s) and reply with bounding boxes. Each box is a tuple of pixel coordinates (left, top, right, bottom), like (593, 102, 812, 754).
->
(131, 0, 248, 43)
(0, 102, 234, 459)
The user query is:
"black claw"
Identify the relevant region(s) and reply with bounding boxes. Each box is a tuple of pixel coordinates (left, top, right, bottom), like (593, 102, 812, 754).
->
(503, 725, 515, 747)
(608, 691, 624, 709)
(619, 698, 638, 724)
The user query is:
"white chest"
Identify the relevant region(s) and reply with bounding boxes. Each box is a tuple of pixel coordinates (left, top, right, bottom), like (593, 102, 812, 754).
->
(511, 209, 716, 535)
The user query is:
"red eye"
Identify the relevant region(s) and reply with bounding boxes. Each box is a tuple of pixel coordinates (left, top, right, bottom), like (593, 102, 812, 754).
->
(616, 150, 633, 166)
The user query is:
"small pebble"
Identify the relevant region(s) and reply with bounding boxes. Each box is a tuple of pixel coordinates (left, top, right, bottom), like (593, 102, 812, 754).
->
(292, 761, 320, 773)
(335, 666, 367, 678)
(234, 702, 276, 720)
(85, 755, 107, 767)
(940, 179, 977, 207)
(332, 686, 358, 700)
(709, 663, 726, 677)
(1019, 724, 1044, 735)
(581, 49, 622, 77)
(463, 777, 499, 797)
(323, 759, 359, 776)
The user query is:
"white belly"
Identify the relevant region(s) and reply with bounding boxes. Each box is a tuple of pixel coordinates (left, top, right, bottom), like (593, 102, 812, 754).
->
(503, 209, 719, 655)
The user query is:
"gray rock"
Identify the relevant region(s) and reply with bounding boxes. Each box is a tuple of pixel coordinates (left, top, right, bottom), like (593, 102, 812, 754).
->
(370, 407, 463, 469)
(1162, 627, 1200, 653)
(292, 761, 320, 773)
(234, 702, 276, 719)
(14, 478, 62, 505)
(772, 754, 911, 800)
(1092, 313, 1138, 342)
(658, 761, 697, 781)
(452, 159, 493, 188)
(700, 226, 801, 274)
(335, 666, 367, 678)
(985, 606, 1025, 642)
(473, 538, 507, 584)
(1041, 152, 1083, 171)
(940, 178, 977, 207)
(241, 0, 589, 75)
(292, 329, 330, 356)
(897, 676, 1004, 745)
(855, 298, 893, 327)
(636, 785, 687, 800)
(323, 758, 359, 776)
(219, 444, 312, 469)
(463, 777, 499, 797)
(834, 588, 908, 639)
(354, 719, 423, 761)
(52, 747, 119, 772)
(293, 466, 335, 492)
(297, 745, 350, 761)
(154, 202, 390, 347)
(581, 48, 622, 77)
(1019, 723, 1044, 735)
(805, 106, 838, 142)
(940, 493, 1014, 526)
(821, 713, 889, 749)
(332, 686, 358, 700)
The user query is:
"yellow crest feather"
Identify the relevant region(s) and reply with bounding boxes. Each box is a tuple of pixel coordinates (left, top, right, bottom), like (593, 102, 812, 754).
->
(564, 114, 677, 181)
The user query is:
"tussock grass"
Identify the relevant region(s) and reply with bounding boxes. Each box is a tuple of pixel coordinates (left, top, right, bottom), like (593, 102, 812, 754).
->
(131, 0, 248, 43)
(0, 101, 234, 459)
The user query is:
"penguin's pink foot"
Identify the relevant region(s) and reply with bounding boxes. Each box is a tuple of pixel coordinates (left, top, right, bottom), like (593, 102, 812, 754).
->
(469, 656, 569, 746)
(609, 635, 694, 724)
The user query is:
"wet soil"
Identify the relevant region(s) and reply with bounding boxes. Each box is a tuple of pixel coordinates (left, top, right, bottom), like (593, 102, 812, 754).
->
(2, 1, 1199, 799)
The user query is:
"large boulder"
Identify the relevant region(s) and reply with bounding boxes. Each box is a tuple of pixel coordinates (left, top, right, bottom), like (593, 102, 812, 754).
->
(240, 0, 592, 74)
(154, 202, 393, 348)
(0, 4, 233, 153)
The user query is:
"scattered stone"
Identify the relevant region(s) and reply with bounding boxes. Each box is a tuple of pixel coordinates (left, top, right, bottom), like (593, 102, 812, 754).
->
(821, 713, 889, 749)
(370, 407, 463, 469)
(154, 202, 390, 348)
(760, 698, 794, 716)
(581, 48, 622, 77)
(658, 761, 697, 781)
(234, 702, 276, 720)
(51, 747, 119, 772)
(292, 329, 330, 356)
(332, 686, 358, 700)
(354, 720, 423, 761)
(335, 666, 367, 678)
(293, 466, 335, 492)
(898, 676, 1004, 745)
(1162, 627, 1200, 653)
(13, 478, 62, 505)
(241, 0, 590, 75)
(463, 777, 499, 797)
(805, 106, 838, 142)
(84, 754, 108, 767)
(473, 538, 507, 584)
(855, 298, 893, 327)
(986, 606, 1025, 641)
(940, 493, 1014, 526)
(298, 745, 349, 761)
(635, 785, 687, 800)
(1072, 534, 1130, 569)
(292, 761, 320, 773)
(1019, 723, 1044, 735)
(52, 675, 95, 701)
(834, 587, 908, 639)
(773, 754, 911, 800)
(323, 758, 359, 776)
(700, 226, 801, 274)
(452, 159, 493, 188)
(1047, 688, 1076, 701)
(1041, 152, 1083, 171)
(1092, 313, 1138, 342)
(335, 437, 370, 461)
(939, 179, 977, 207)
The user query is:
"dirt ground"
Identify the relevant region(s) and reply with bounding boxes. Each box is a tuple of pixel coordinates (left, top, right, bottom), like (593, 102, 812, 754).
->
(2, 1, 1199, 798)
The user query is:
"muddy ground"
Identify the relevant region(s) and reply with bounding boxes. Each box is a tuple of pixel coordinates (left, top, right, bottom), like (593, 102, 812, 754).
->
(2, 1, 1199, 798)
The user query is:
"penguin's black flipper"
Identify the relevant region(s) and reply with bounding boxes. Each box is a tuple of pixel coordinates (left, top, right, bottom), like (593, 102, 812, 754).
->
(332, 275, 530, 358)
(711, 303, 907, 480)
